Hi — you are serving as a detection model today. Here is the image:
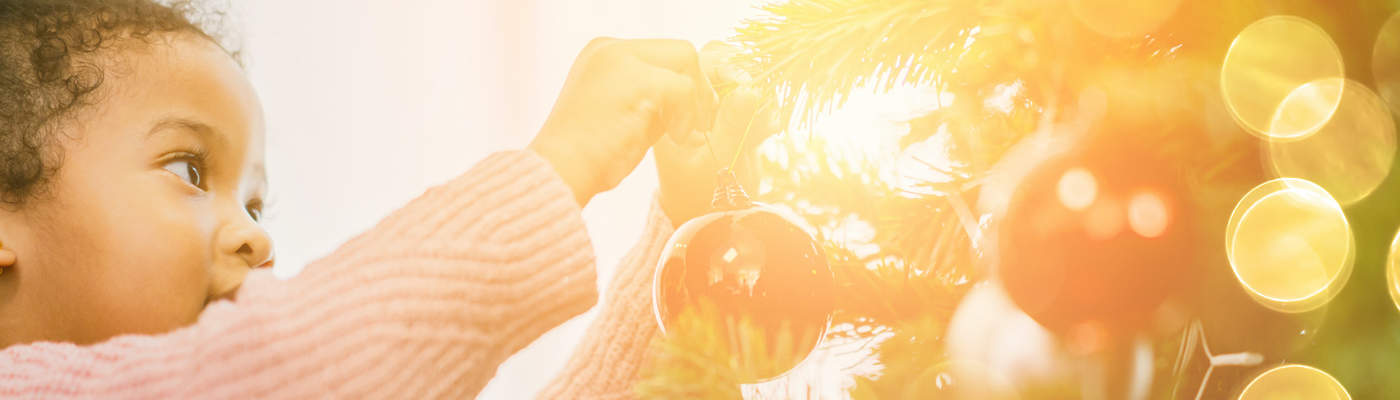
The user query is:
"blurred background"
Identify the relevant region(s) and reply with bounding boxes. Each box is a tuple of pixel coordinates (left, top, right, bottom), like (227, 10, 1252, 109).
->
(225, 0, 1400, 398)
(237, 0, 765, 398)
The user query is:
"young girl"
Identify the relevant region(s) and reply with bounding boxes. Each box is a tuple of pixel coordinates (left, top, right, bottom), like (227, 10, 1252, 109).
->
(0, 0, 773, 398)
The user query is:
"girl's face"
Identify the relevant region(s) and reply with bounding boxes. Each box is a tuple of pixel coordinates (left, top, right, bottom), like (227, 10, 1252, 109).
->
(0, 35, 273, 346)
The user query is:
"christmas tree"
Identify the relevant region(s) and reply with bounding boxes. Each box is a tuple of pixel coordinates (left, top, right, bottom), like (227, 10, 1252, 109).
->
(638, 0, 1400, 398)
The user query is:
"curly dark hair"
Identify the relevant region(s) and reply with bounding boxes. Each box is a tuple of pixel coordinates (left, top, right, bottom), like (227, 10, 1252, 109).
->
(0, 0, 234, 207)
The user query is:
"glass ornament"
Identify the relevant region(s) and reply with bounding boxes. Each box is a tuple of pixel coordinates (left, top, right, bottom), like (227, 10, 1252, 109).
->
(652, 170, 835, 383)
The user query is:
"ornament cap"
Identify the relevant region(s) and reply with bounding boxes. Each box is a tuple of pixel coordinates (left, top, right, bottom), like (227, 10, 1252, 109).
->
(711, 169, 752, 210)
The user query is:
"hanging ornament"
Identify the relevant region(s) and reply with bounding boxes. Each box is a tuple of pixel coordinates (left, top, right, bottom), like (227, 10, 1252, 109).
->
(998, 135, 1200, 340)
(652, 169, 835, 383)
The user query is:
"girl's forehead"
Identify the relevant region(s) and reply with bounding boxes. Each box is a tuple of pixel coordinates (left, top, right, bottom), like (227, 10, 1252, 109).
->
(116, 36, 263, 126)
(87, 35, 266, 177)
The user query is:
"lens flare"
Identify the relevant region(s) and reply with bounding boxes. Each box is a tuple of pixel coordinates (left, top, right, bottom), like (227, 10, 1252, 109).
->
(1221, 16, 1344, 140)
(1374, 12, 1400, 117)
(1070, 0, 1182, 39)
(1266, 79, 1397, 205)
(1238, 364, 1350, 400)
(1225, 178, 1352, 313)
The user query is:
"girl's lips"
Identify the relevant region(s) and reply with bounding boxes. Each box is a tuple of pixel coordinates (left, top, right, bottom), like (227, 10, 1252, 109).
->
(206, 260, 272, 306)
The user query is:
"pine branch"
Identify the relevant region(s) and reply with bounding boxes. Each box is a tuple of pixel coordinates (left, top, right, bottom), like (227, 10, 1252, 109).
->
(846, 315, 948, 399)
(637, 302, 823, 399)
(732, 0, 1031, 129)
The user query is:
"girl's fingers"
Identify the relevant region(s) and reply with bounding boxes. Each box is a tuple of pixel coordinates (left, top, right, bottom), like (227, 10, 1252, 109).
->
(630, 39, 777, 156)
(647, 67, 699, 146)
(699, 42, 775, 156)
(699, 41, 744, 89)
(619, 39, 718, 128)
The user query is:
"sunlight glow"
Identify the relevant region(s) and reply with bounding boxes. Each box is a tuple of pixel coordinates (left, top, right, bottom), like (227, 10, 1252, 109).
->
(1070, 0, 1182, 39)
(985, 81, 1024, 114)
(768, 82, 960, 195)
(1221, 16, 1344, 140)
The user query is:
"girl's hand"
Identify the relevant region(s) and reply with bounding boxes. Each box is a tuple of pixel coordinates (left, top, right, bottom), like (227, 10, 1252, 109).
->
(654, 42, 781, 226)
(530, 38, 718, 206)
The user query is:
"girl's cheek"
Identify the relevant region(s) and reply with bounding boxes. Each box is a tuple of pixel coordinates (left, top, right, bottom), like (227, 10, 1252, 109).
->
(24, 197, 212, 341)
(94, 195, 216, 330)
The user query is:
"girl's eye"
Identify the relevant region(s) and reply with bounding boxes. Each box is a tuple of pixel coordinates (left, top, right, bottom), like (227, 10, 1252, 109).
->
(162, 159, 204, 189)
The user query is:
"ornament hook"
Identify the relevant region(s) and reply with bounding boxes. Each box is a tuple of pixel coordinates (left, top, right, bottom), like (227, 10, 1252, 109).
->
(711, 169, 752, 210)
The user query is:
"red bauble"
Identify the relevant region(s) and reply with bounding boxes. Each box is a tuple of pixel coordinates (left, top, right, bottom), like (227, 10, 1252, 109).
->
(998, 137, 1199, 338)
(652, 171, 835, 383)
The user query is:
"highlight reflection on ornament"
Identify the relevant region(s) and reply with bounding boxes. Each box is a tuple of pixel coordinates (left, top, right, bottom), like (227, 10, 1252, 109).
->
(653, 170, 834, 383)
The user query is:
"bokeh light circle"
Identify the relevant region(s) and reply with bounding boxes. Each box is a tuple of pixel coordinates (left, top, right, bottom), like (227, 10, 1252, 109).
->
(1238, 364, 1350, 400)
(1057, 167, 1098, 211)
(1128, 191, 1169, 238)
(1221, 16, 1344, 140)
(1374, 12, 1400, 117)
(1225, 178, 1353, 313)
(1070, 0, 1182, 39)
(1266, 79, 1397, 205)
(1388, 228, 1400, 314)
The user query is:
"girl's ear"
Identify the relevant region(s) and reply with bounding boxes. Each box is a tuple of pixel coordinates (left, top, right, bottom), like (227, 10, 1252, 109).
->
(0, 240, 14, 269)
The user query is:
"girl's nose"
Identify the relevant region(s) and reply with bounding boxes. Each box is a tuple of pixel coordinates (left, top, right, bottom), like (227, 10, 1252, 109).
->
(237, 241, 275, 270)
(218, 213, 275, 271)
(209, 219, 275, 302)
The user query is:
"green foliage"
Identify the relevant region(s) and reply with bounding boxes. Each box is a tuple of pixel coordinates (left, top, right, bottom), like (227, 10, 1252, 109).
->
(636, 310, 744, 399)
(644, 0, 1400, 398)
(846, 316, 950, 399)
(637, 301, 820, 399)
(732, 0, 1004, 129)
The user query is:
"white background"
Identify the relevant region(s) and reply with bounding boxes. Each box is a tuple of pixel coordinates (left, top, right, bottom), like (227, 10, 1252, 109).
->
(239, 1, 765, 398)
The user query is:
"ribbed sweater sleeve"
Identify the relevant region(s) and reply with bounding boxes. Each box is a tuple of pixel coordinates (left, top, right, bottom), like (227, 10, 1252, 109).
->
(538, 197, 674, 399)
(0, 150, 598, 399)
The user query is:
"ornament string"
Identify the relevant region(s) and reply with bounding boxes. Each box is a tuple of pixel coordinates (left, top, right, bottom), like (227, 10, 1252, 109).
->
(700, 127, 721, 165)
(728, 99, 769, 171)
(699, 74, 771, 174)
(700, 79, 741, 167)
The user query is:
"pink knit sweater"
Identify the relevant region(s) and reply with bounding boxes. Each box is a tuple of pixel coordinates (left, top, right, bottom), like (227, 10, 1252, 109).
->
(0, 150, 672, 399)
